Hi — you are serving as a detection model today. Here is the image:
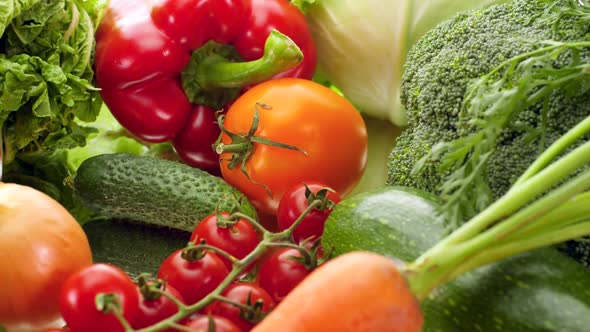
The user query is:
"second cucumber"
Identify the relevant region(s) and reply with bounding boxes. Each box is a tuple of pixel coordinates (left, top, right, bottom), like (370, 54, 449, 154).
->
(74, 153, 257, 231)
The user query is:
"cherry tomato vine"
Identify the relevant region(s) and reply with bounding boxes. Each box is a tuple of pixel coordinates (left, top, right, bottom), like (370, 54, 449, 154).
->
(58, 186, 339, 332)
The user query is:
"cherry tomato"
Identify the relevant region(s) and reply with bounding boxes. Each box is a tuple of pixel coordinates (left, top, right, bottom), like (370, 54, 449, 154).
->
(277, 181, 342, 244)
(59, 263, 139, 332)
(183, 314, 243, 332)
(256, 248, 313, 303)
(207, 282, 275, 331)
(132, 282, 184, 331)
(173, 105, 221, 175)
(39, 329, 69, 332)
(157, 249, 229, 305)
(218, 78, 367, 216)
(190, 212, 260, 270)
(0, 184, 92, 330)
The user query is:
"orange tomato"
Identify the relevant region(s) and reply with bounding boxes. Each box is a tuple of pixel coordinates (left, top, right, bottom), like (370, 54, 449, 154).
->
(217, 78, 368, 216)
(0, 183, 93, 331)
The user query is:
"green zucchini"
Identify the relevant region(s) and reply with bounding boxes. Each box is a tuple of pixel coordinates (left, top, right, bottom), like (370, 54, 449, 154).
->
(323, 186, 590, 332)
(74, 153, 257, 232)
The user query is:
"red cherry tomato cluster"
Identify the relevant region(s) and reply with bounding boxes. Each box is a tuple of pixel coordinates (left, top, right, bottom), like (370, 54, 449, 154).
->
(53, 181, 340, 331)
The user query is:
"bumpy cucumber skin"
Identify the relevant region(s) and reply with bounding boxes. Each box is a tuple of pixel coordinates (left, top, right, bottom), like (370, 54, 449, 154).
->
(323, 186, 590, 332)
(74, 153, 257, 231)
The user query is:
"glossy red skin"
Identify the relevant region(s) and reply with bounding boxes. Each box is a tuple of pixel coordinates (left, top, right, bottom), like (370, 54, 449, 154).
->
(157, 250, 230, 305)
(277, 182, 342, 244)
(257, 248, 311, 303)
(183, 315, 243, 332)
(234, 0, 317, 80)
(172, 105, 221, 174)
(207, 282, 275, 331)
(58, 264, 139, 332)
(190, 212, 260, 270)
(95, 0, 316, 167)
(132, 284, 184, 331)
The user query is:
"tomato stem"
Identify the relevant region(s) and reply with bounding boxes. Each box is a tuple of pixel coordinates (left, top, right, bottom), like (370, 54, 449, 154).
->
(131, 199, 324, 332)
(230, 212, 268, 234)
(191, 242, 241, 265)
(215, 103, 307, 198)
(104, 294, 133, 332)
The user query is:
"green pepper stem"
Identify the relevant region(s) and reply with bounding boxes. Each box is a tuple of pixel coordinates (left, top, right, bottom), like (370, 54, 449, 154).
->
(195, 30, 303, 90)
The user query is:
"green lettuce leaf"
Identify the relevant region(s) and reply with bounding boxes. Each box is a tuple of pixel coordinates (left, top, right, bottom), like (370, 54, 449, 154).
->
(1, 0, 104, 164)
(0, 0, 39, 36)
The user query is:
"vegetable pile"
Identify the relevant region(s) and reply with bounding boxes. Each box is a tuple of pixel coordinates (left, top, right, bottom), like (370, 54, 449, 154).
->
(95, 0, 316, 174)
(3, 0, 590, 331)
(54, 181, 342, 332)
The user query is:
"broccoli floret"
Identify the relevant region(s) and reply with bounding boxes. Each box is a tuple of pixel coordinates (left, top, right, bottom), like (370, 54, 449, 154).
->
(388, 0, 590, 198)
(387, 0, 590, 264)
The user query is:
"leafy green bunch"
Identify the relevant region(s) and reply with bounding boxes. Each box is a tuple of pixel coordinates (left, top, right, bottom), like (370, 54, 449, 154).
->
(0, 0, 105, 164)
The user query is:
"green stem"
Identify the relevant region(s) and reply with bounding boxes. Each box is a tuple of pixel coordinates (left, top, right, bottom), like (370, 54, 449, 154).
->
(438, 139, 590, 247)
(109, 304, 133, 332)
(215, 142, 250, 154)
(191, 243, 240, 265)
(167, 323, 195, 332)
(195, 30, 303, 90)
(450, 221, 590, 281)
(230, 212, 268, 234)
(406, 140, 590, 300)
(504, 191, 590, 238)
(269, 199, 323, 241)
(211, 294, 257, 313)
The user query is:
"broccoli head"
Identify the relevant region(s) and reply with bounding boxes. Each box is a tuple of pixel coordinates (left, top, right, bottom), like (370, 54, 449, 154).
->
(387, 0, 590, 200)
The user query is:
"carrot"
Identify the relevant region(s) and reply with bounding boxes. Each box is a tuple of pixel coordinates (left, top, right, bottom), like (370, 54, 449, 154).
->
(252, 251, 423, 332)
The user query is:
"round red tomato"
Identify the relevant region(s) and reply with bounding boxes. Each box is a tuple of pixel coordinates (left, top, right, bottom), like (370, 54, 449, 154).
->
(257, 248, 313, 303)
(277, 181, 342, 244)
(183, 314, 242, 332)
(207, 282, 275, 331)
(157, 249, 229, 305)
(217, 78, 367, 216)
(190, 212, 260, 270)
(132, 283, 184, 331)
(59, 263, 139, 332)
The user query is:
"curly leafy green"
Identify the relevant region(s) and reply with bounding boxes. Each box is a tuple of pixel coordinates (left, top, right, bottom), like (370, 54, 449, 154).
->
(0, 0, 105, 164)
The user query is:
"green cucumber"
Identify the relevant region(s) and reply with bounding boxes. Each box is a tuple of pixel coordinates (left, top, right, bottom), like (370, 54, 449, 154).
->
(74, 153, 257, 231)
(83, 219, 189, 279)
(323, 186, 590, 332)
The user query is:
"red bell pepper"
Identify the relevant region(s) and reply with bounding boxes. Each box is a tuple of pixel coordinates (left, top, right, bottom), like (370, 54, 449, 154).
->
(95, 0, 316, 173)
